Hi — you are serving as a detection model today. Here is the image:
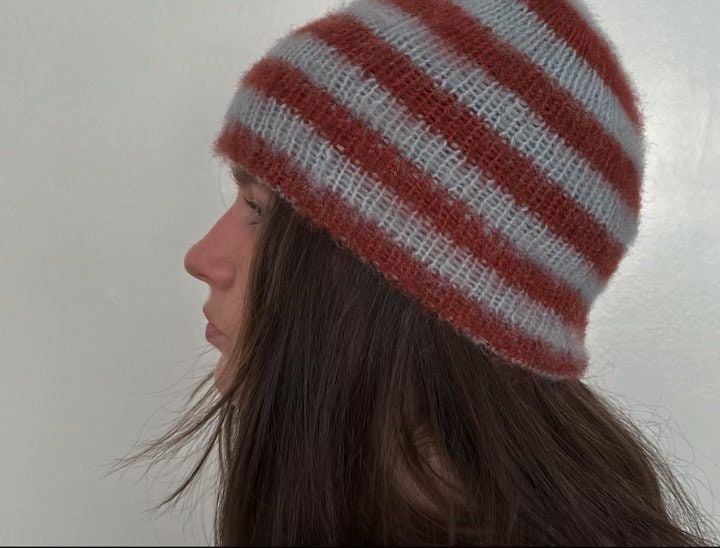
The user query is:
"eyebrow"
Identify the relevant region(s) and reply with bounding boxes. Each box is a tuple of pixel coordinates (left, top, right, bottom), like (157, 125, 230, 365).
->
(231, 166, 253, 185)
(233, 166, 273, 196)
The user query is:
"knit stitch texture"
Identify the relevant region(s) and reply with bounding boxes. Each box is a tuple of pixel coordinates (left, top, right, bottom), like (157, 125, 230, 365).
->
(212, 0, 646, 380)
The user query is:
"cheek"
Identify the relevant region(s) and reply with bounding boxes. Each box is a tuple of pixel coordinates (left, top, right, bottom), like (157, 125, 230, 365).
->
(235, 255, 254, 297)
(225, 224, 258, 338)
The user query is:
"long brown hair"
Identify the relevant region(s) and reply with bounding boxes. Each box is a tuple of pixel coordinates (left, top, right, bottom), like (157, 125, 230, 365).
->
(105, 189, 718, 545)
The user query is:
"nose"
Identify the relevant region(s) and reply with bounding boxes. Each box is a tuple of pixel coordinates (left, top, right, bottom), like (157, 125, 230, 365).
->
(184, 240, 209, 283)
(184, 224, 235, 290)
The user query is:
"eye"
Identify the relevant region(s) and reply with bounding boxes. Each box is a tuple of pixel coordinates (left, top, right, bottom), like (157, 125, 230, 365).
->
(243, 197, 263, 223)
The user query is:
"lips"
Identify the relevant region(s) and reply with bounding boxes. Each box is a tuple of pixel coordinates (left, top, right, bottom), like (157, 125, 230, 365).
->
(203, 306, 226, 346)
(205, 321, 225, 345)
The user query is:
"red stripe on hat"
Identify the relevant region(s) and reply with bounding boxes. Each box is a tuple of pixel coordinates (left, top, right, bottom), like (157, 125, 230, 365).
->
(241, 56, 588, 330)
(297, 12, 624, 281)
(523, 0, 643, 131)
(213, 121, 586, 379)
(388, 0, 640, 215)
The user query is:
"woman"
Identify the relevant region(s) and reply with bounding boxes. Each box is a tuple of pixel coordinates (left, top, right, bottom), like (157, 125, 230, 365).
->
(109, 0, 718, 544)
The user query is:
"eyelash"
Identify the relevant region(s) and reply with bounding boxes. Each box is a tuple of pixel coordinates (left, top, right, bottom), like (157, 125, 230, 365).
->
(243, 197, 263, 223)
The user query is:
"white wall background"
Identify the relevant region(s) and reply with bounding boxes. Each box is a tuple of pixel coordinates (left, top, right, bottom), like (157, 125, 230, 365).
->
(1, 0, 718, 544)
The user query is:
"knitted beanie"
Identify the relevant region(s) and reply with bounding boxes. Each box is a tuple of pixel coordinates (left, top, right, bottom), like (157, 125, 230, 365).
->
(212, 0, 645, 380)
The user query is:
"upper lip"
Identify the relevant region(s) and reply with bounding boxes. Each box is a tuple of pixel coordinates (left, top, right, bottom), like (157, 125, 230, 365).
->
(203, 306, 225, 334)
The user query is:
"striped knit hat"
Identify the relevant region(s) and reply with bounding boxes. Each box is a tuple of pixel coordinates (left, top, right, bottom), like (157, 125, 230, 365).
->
(212, 0, 645, 380)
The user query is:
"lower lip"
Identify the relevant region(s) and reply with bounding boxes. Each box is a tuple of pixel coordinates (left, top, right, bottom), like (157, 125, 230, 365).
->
(205, 322, 225, 345)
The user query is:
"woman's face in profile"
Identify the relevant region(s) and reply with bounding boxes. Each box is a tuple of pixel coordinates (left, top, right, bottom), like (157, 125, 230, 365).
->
(183, 166, 272, 394)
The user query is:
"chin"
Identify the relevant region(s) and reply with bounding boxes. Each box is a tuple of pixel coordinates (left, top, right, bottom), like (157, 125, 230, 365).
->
(213, 357, 235, 396)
